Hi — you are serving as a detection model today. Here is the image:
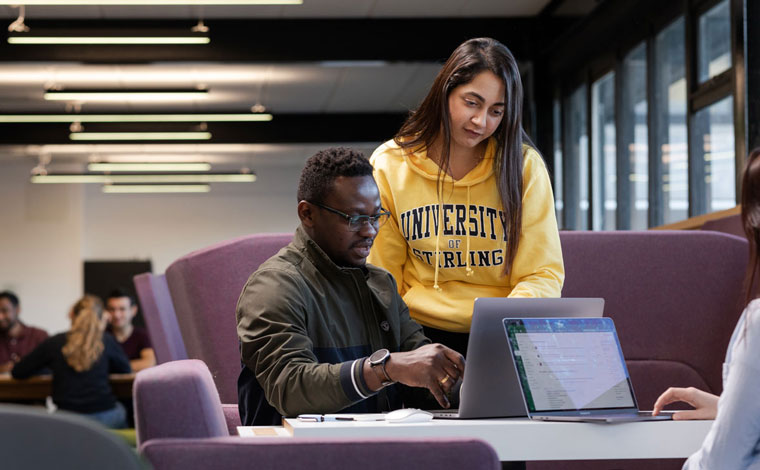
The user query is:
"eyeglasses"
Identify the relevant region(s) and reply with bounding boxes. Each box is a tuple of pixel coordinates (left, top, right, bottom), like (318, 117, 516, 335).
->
(312, 202, 391, 232)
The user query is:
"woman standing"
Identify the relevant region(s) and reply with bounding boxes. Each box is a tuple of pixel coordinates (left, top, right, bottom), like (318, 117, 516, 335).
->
(13, 295, 131, 428)
(369, 37, 564, 353)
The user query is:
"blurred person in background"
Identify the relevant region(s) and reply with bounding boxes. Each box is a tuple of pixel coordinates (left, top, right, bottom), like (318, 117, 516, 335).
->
(12, 295, 131, 429)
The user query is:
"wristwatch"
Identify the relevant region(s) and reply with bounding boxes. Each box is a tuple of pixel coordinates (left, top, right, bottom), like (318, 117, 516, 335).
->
(368, 348, 395, 387)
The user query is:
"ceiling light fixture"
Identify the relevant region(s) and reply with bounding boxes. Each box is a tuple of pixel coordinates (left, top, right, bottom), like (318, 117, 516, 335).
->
(102, 184, 211, 194)
(88, 162, 211, 172)
(8, 36, 210, 45)
(0, 113, 271, 123)
(44, 89, 209, 101)
(31, 173, 256, 184)
(70, 132, 212, 141)
(0, 0, 300, 4)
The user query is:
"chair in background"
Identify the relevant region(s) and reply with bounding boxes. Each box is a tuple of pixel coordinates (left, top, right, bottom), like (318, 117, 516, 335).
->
(133, 272, 188, 364)
(0, 404, 145, 470)
(530, 230, 748, 470)
(165, 233, 293, 404)
(135, 360, 499, 470)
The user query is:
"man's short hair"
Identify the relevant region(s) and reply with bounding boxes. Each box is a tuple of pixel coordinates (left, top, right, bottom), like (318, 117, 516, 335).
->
(106, 288, 136, 306)
(297, 147, 373, 203)
(0, 291, 19, 308)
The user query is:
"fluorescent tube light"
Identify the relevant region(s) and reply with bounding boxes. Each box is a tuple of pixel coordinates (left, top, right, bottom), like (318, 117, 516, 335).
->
(9, 36, 210, 45)
(45, 90, 208, 101)
(0, 0, 300, 4)
(102, 184, 211, 194)
(0, 114, 272, 123)
(31, 173, 256, 184)
(70, 132, 212, 141)
(88, 162, 211, 172)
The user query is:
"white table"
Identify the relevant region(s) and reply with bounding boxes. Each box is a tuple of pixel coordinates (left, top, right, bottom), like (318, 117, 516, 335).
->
(239, 417, 714, 462)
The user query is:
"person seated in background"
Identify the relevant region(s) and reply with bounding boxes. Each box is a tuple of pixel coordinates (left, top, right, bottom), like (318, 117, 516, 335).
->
(0, 291, 48, 373)
(12, 295, 131, 429)
(237, 147, 465, 426)
(105, 288, 155, 372)
(651, 147, 760, 469)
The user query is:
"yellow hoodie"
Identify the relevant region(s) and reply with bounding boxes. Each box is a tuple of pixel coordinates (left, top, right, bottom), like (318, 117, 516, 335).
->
(368, 138, 564, 333)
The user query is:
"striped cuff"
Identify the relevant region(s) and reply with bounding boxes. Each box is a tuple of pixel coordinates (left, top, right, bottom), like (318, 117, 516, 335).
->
(339, 358, 375, 401)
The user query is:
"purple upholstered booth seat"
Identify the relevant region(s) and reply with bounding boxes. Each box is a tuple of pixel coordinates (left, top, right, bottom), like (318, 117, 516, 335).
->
(134, 359, 229, 446)
(701, 212, 744, 239)
(141, 437, 499, 470)
(527, 230, 748, 470)
(133, 272, 187, 364)
(165, 232, 293, 404)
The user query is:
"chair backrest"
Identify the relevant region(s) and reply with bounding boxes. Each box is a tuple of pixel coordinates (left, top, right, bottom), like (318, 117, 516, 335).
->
(559, 230, 748, 409)
(133, 272, 188, 364)
(141, 436, 499, 470)
(701, 212, 745, 239)
(165, 232, 293, 403)
(134, 359, 228, 445)
(0, 404, 144, 470)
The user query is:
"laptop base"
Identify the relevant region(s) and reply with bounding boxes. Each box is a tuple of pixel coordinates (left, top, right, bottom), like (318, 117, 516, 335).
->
(531, 411, 675, 423)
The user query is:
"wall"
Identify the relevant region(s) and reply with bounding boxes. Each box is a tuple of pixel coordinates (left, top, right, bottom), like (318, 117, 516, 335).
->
(0, 160, 84, 334)
(1, 159, 302, 334)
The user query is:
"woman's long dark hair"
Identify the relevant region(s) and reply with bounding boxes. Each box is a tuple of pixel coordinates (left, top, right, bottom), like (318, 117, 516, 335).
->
(742, 148, 760, 305)
(394, 37, 532, 275)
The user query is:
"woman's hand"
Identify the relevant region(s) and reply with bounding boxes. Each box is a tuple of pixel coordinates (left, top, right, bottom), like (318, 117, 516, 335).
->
(652, 387, 719, 420)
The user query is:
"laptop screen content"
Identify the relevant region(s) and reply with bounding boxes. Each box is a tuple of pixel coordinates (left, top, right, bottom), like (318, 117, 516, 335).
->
(504, 318, 637, 413)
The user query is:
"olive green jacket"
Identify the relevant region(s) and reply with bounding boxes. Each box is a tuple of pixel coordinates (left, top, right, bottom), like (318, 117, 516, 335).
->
(236, 226, 429, 420)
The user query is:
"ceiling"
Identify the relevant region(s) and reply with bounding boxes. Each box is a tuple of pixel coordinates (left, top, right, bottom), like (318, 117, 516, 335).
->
(0, 0, 594, 177)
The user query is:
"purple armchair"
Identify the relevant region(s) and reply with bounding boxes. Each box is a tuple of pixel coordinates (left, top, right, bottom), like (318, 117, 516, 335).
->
(135, 360, 499, 470)
(527, 230, 749, 470)
(165, 233, 293, 404)
(133, 272, 188, 364)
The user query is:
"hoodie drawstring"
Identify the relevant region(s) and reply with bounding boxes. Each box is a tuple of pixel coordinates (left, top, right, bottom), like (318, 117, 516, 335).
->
(433, 199, 443, 292)
(465, 185, 473, 277)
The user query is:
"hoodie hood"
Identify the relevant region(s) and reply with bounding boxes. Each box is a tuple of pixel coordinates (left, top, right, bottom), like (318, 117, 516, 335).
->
(402, 138, 496, 187)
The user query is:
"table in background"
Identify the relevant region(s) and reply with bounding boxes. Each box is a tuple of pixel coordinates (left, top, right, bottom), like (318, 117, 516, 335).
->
(239, 417, 713, 462)
(0, 373, 135, 401)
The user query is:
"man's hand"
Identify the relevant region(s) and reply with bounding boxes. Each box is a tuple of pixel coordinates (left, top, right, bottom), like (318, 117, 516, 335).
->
(380, 343, 465, 409)
(652, 386, 719, 420)
(0, 361, 13, 373)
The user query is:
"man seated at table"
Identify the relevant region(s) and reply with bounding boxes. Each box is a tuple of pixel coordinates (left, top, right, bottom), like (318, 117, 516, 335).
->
(0, 291, 48, 373)
(237, 147, 465, 426)
(105, 288, 155, 372)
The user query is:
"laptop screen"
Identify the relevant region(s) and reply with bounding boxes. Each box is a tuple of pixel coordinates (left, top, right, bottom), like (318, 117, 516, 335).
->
(503, 318, 637, 413)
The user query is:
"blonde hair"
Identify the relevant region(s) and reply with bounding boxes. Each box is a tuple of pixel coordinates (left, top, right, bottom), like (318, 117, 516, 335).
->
(62, 295, 105, 372)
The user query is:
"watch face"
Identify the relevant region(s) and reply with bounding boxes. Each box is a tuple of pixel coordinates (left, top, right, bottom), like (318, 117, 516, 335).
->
(370, 348, 389, 364)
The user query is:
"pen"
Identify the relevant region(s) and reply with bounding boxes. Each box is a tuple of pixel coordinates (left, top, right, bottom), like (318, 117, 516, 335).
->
(297, 414, 355, 422)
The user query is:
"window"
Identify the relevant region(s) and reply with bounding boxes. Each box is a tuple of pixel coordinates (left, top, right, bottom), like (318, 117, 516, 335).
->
(698, 0, 731, 83)
(654, 17, 688, 224)
(591, 72, 616, 230)
(692, 96, 735, 213)
(553, 97, 564, 227)
(563, 85, 589, 230)
(621, 43, 648, 229)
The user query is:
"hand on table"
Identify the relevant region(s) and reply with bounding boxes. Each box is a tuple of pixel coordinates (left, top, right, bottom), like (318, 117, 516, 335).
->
(652, 386, 719, 420)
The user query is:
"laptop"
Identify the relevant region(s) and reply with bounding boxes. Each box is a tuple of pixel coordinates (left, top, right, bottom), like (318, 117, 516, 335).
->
(502, 317, 673, 423)
(429, 297, 604, 419)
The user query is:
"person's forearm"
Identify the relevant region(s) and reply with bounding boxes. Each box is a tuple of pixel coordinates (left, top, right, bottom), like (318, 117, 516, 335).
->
(129, 358, 154, 372)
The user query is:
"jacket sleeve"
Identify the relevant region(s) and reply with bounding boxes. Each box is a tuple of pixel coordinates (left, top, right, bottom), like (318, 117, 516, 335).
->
(236, 267, 374, 417)
(10, 338, 53, 379)
(507, 150, 565, 298)
(368, 152, 408, 295)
